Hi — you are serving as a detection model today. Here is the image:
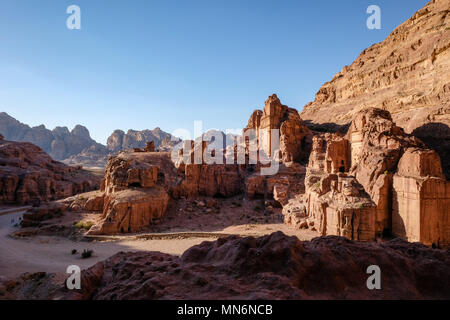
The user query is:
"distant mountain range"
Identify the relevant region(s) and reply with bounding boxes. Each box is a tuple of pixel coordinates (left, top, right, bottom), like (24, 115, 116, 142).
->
(0, 112, 180, 168)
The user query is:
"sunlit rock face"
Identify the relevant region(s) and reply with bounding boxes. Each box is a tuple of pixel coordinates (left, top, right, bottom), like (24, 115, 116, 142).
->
(283, 107, 450, 248)
(85, 151, 178, 235)
(392, 148, 450, 248)
(244, 94, 312, 164)
(300, 0, 450, 179)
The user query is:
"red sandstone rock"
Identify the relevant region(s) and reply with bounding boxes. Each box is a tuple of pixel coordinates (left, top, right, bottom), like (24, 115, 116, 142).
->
(21, 202, 67, 227)
(180, 164, 243, 198)
(300, 0, 450, 178)
(392, 148, 450, 247)
(83, 151, 180, 234)
(39, 232, 449, 300)
(91, 188, 169, 234)
(245, 94, 312, 163)
(0, 139, 100, 205)
(283, 108, 450, 246)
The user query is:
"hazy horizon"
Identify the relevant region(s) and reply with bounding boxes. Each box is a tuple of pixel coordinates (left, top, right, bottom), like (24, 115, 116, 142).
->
(0, 0, 429, 144)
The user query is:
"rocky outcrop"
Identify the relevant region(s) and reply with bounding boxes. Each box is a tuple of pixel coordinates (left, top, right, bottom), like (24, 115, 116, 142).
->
(68, 233, 450, 300)
(246, 162, 306, 206)
(392, 148, 450, 248)
(107, 128, 180, 153)
(21, 202, 67, 227)
(179, 164, 244, 198)
(300, 0, 450, 178)
(288, 131, 378, 241)
(347, 108, 423, 194)
(172, 138, 245, 198)
(80, 145, 247, 234)
(283, 107, 450, 247)
(0, 139, 100, 205)
(345, 108, 431, 236)
(98, 188, 169, 234)
(84, 151, 180, 234)
(245, 94, 312, 164)
(5, 232, 448, 300)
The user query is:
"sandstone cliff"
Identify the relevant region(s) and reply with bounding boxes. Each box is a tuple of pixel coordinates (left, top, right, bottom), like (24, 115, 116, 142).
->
(300, 0, 450, 178)
(284, 107, 450, 248)
(107, 128, 180, 153)
(0, 136, 101, 205)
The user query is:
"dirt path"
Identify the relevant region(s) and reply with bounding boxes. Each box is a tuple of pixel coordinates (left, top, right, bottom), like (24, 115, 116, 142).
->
(0, 210, 217, 278)
(0, 208, 316, 278)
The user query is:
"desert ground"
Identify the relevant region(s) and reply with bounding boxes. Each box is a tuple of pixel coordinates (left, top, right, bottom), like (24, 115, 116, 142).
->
(0, 197, 317, 278)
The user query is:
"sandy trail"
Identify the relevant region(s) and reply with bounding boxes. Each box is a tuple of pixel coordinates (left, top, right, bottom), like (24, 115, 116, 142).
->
(0, 210, 215, 278)
(0, 206, 316, 278)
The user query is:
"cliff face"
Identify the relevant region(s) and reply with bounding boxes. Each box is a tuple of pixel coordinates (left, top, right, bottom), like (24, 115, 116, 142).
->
(0, 112, 99, 161)
(0, 113, 180, 168)
(300, 0, 450, 178)
(106, 128, 180, 153)
(0, 136, 100, 205)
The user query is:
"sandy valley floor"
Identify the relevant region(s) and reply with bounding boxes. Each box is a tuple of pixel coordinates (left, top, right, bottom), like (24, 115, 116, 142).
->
(0, 197, 317, 278)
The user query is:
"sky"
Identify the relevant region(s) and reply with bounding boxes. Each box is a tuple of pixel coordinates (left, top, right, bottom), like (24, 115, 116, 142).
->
(0, 0, 430, 144)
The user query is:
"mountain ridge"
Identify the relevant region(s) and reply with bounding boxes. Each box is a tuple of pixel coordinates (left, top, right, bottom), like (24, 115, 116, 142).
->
(0, 112, 180, 167)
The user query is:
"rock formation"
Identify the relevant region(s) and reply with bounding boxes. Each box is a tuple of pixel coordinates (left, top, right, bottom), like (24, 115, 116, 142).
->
(107, 128, 180, 153)
(300, 0, 450, 178)
(3, 232, 449, 300)
(0, 112, 101, 161)
(0, 112, 180, 168)
(245, 94, 312, 163)
(62, 144, 109, 168)
(74, 144, 246, 234)
(84, 151, 180, 234)
(0, 138, 100, 205)
(392, 148, 450, 247)
(283, 107, 450, 248)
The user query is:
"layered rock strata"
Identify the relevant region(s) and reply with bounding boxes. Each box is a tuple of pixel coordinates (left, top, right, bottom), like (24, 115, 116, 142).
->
(0, 137, 100, 205)
(283, 108, 450, 247)
(300, 0, 450, 178)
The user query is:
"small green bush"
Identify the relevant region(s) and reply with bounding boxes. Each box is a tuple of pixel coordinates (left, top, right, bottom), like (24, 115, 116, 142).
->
(71, 249, 78, 255)
(75, 221, 94, 230)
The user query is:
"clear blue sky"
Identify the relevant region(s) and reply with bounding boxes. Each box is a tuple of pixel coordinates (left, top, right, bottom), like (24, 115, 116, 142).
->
(0, 0, 429, 144)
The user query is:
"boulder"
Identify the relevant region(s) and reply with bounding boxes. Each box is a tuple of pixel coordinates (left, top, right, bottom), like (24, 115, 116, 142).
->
(89, 188, 169, 235)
